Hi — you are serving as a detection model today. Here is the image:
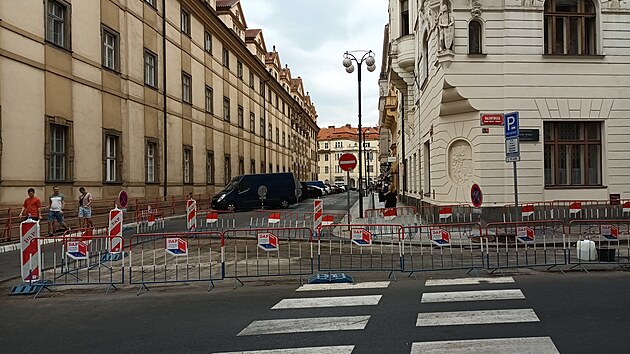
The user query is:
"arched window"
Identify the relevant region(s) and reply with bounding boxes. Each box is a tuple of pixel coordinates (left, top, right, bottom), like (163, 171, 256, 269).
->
(468, 20, 482, 54)
(544, 0, 596, 55)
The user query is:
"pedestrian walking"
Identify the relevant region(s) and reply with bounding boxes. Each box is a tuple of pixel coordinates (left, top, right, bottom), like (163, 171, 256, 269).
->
(48, 186, 69, 236)
(78, 187, 93, 229)
(19, 188, 42, 221)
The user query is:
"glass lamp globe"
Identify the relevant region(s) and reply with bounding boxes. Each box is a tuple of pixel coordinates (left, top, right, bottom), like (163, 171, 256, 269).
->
(343, 58, 352, 68)
(365, 56, 375, 66)
(346, 65, 355, 73)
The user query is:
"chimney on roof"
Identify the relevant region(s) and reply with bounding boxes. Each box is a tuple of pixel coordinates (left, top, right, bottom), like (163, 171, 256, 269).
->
(345, 124, 351, 128)
(328, 125, 335, 129)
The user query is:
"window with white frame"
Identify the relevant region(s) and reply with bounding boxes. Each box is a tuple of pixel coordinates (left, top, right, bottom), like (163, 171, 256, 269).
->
(181, 9, 190, 36)
(324, 154, 329, 161)
(205, 86, 213, 113)
(144, 50, 157, 87)
(182, 72, 191, 103)
(46, 0, 70, 49)
(250, 112, 255, 133)
(260, 117, 265, 137)
(544, 0, 596, 55)
(49, 124, 67, 181)
(147, 141, 157, 183)
(105, 134, 119, 182)
(223, 97, 230, 121)
(268, 123, 272, 141)
(204, 31, 212, 53)
(324, 166, 329, 173)
(183, 147, 192, 184)
(324, 142, 329, 149)
(335, 141, 343, 148)
(238, 106, 244, 128)
(102, 27, 118, 71)
(335, 166, 342, 173)
(237, 61, 243, 79)
(544, 121, 601, 186)
(222, 48, 230, 68)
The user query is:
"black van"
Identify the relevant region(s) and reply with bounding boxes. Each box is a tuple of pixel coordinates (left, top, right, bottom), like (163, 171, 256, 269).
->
(211, 173, 301, 211)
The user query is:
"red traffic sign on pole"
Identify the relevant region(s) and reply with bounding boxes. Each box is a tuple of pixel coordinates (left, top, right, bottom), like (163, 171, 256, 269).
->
(339, 153, 357, 172)
(471, 183, 483, 208)
(118, 190, 128, 208)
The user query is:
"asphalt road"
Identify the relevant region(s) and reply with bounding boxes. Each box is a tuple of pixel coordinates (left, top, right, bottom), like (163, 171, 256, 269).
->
(1, 270, 629, 353)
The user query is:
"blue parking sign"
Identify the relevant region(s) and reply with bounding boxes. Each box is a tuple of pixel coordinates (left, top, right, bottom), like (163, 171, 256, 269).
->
(504, 112, 519, 139)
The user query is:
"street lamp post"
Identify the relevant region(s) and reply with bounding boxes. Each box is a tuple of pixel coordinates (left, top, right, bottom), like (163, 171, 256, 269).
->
(364, 130, 375, 209)
(343, 50, 376, 218)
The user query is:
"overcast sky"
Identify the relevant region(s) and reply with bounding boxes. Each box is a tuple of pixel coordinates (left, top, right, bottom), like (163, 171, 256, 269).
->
(242, 0, 389, 129)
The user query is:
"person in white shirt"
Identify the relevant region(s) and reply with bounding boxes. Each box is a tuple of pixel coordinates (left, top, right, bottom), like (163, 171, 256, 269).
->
(48, 186, 69, 236)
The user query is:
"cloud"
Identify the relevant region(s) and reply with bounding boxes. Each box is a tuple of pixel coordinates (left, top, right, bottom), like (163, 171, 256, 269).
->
(242, 0, 388, 128)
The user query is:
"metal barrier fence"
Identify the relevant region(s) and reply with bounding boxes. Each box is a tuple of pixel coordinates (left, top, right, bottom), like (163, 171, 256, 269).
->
(504, 201, 630, 223)
(364, 207, 418, 226)
(128, 231, 223, 294)
(30, 235, 125, 296)
(400, 223, 485, 275)
(302, 212, 349, 229)
(222, 227, 314, 282)
(196, 210, 236, 232)
(317, 224, 402, 275)
(249, 210, 301, 228)
(566, 220, 630, 269)
(417, 204, 476, 224)
(484, 220, 567, 273)
(136, 209, 166, 234)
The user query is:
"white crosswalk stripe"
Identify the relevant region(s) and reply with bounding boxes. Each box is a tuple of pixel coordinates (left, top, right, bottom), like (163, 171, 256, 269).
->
(425, 277, 515, 286)
(295, 281, 390, 291)
(272, 295, 382, 309)
(214, 345, 355, 354)
(421, 289, 525, 303)
(237, 316, 371, 336)
(410, 337, 560, 354)
(416, 309, 539, 326)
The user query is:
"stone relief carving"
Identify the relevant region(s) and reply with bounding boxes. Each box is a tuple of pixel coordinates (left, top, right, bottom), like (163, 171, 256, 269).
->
(421, 0, 437, 32)
(438, 0, 455, 52)
(448, 140, 473, 185)
(471, 1, 483, 17)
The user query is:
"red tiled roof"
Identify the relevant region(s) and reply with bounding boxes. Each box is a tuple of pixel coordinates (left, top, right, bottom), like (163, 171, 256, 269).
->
(318, 125, 380, 141)
(216, 0, 239, 9)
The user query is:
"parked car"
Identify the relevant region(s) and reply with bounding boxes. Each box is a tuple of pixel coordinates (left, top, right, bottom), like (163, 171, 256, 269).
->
(299, 182, 323, 201)
(306, 181, 329, 195)
(212, 172, 300, 211)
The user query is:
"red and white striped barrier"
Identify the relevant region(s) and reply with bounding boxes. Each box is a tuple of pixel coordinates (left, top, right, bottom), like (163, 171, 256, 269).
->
(206, 211, 218, 225)
(108, 207, 123, 253)
(322, 215, 335, 226)
(313, 199, 323, 231)
(439, 207, 452, 221)
(522, 204, 535, 219)
(187, 199, 197, 231)
(623, 202, 630, 215)
(20, 220, 41, 282)
(569, 202, 582, 216)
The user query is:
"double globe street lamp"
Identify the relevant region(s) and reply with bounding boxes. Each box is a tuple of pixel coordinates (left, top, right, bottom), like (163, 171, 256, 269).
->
(343, 50, 376, 218)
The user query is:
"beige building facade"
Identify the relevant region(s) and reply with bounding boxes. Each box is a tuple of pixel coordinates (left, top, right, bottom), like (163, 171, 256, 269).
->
(317, 125, 380, 188)
(0, 0, 319, 205)
(381, 0, 630, 206)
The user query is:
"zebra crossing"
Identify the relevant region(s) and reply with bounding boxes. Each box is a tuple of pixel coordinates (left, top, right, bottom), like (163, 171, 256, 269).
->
(412, 276, 560, 353)
(216, 277, 560, 353)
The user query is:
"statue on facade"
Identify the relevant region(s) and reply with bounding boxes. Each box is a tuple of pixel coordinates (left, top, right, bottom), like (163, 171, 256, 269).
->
(423, 0, 437, 32)
(438, 2, 454, 52)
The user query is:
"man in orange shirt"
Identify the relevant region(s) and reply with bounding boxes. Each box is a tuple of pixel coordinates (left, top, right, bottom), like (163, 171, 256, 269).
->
(19, 188, 42, 221)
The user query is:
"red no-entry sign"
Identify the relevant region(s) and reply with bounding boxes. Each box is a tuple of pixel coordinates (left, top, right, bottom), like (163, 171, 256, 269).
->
(339, 153, 357, 172)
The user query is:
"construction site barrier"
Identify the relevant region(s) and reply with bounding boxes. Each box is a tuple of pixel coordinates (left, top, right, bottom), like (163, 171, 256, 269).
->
(302, 212, 349, 230)
(317, 224, 402, 275)
(566, 220, 630, 269)
(484, 220, 567, 273)
(222, 227, 314, 282)
(249, 210, 301, 228)
(417, 204, 476, 224)
(400, 223, 485, 275)
(135, 208, 166, 234)
(197, 210, 236, 233)
(128, 231, 223, 294)
(26, 235, 125, 297)
(364, 207, 418, 226)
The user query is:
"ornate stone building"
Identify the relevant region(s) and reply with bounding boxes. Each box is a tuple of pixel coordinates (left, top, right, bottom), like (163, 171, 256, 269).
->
(0, 0, 319, 205)
(317, 125, 380, 188)
(381, 0, 630, 206)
